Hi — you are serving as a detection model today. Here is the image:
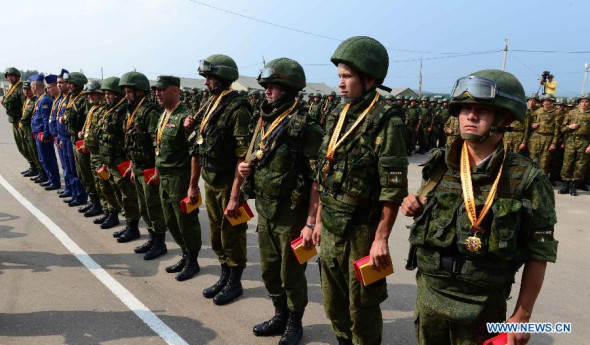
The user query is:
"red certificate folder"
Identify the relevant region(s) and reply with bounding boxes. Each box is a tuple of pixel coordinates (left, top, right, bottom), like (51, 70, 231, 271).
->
(290, 236, 318, 264)
(353, 255, 394, 286)
(483, 333, 508, 345)
(180, 194, 202, 214)
(117, 160, 131, 176)
(97, 166, 110, 180)
(143, 168, 156, 183)
(224, 203, 254, 226)
(75, 140, 84, 152)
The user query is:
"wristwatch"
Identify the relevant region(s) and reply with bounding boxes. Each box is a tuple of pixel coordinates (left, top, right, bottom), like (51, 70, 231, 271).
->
(305, 222, 315, 230)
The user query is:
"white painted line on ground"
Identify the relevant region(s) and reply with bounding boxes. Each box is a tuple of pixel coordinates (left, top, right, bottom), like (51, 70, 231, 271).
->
(0, 174, 189, 345)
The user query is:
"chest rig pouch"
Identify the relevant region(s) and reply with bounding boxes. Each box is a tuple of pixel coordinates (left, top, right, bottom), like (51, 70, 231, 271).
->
(125, 104, 158, 168)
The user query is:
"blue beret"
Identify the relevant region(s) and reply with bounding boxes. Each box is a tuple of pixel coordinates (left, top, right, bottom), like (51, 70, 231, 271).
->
(28, 74, 45, 82)
(45, 74, 58, 84)
(59, 69, 69, 78)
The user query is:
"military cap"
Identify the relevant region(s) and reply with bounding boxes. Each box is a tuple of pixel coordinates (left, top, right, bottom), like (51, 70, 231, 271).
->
(29, 74, 45, 82)
(45, 74, 58, 84)
(4, 67, 21, 78)
(59, 69, 69, 78)
(152, 75, 180, 89)
(22, 81, 31, 89)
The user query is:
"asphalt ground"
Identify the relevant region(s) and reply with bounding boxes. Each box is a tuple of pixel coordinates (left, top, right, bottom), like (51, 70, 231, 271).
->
(0, 107, 588, 345)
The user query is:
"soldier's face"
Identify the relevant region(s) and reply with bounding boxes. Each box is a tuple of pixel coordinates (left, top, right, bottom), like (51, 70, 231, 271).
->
(204, 75, 219, 92)
(542, 100, 554, 110)
(580, 99, 589, 111)
(56, 78, 66, 93)
(88, 93, 100, 104)
(67, 82, 76, 92)
(264, 83, 283, 103)
(6, 74, 18, 83)
(124, 87, 136, 102)
(46, 83, 59, 97)
(23, 88, 33, 98)
(337, 63, 363, 99)
(458, 104, 497, 138)
(105, 91, 120, 104)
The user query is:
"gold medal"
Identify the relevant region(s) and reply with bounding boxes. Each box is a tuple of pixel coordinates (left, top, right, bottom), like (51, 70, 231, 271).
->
(155, 148, 160, 156)
(255, 149, 264, 160)
(465, 235, 482, 252)
(322, 162, 331, 174)
(196, 135, 204, 145)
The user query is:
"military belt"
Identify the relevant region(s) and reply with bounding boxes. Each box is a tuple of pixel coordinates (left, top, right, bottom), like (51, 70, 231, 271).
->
(531, 132, 553, 136)
(329, 190, 371, 208)
(417, 247, 515, 276)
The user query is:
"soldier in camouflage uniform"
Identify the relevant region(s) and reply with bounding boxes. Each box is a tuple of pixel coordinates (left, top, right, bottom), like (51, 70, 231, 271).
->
(405, 97, 420, 155)
(527, 94, 559, 177)
(2, 67, 32, 174)
(319, 91, 338, 128)
(119, 71, 168, 258)
(520, 93, 541, 156)
(18, 81, 43, 177)
(185, 54, 252, 304)
(310, 36, 408, 345)
(416, 96, 432, 154)
(504, 94, 536, 153)
(549, 97, 568, 183)
(402, 69, 557, 345)
(558, 93, 590, 196)
(152, 76, 203, 282)
(308, 93, 322, 124)
(443, 110, 460, 147)
(238, 57, 323, 345)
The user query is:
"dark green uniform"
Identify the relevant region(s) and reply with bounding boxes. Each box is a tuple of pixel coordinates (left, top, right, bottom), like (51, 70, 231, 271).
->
(2, 81, 28, 164)
(417, 104, 431, 153)
(405, 104, 420, 153)
(193, 90, 252, 269)
(249, 100, 323, 313)
(408, 140, 558, 344)
(19, 95, 43, 172)
(156, 102, 202, 257)
(125, 97, 167, 235)
(316, 90, 408, 344)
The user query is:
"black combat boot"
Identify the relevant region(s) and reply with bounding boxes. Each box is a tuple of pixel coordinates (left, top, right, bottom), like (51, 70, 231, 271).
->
(68, 198, 86, 207)
(84, 196, 103, 217)
(100, 212, 120, 229)
(570, 181, 579, 196)
(278, 311, 304, 345)
(23, 167, 39, 177)
(166, 251, 187, 273)
(579, 181, 590, 192)
(175, 254, 200, 281)
(337, 337, 353, 345)
(558, 182, 570, 194)
(143, 233, 167, 260)
(94, 212, 110, 224)
(134, 233, 155, 253)
(253, 296, 288, 336)
(203, 264, 229, 298)
(117, 219, 140, 243)
(33, 172, 47, 183)
(213, 267, 243, 305)
(78, 202, 93, 213)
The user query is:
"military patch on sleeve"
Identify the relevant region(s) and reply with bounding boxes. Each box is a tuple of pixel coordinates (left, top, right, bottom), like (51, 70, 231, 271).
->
(42, 105, 49, 109)
(235, 136, 247, 146)
(532, 230, 554, 242)
(388, 171, 404, 187)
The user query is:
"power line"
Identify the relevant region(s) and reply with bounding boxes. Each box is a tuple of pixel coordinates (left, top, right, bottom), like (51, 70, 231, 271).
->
(509, 51, 538, 74)
(512, 49, 590, 54)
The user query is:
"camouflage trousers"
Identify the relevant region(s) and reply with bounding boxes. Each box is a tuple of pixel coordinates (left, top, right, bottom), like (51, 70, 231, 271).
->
(12, 122, 28, 164)
(204, 180, 247, 268)
(75, 144, 97, 196)
(406, 126, 417, 152)
(257, 200, 308, 312)
(528, 133, 553, 174)
(90, 152, 120, 213)
(320, 221, 387, 345)
(18, 124, 42, 171)
(133, 167, 166, 234)
(561, 136, 590, 181)
(159, 168, 201, 256)
(414, 272, 508, 345)
(107, 160, 140, 222)
(504, 131, 525, 153)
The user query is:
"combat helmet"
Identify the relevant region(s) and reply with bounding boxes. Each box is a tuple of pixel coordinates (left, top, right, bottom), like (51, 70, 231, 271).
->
(84, 80, 103, 93)
(65, 72, 88, 87)
(4, 67, 21, 78)
(101, 77, 124, 95)
(257, 57, 306, 91)
(198, 54, 239, 81)
(119, 71, 150, 92)
(330, 36, 389, 84)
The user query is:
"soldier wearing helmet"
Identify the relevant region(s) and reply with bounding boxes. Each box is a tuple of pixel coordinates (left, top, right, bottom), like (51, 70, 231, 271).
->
(405, 97, 420, 155)
(18, 80, 43, 178)
(184, 54, 252, 305)
(402, 69, 557, 345)
(520, 93, 541, 154)
(117, 71, 169, 259)
(309, 36, 408, 344)
(558, 93, 590, 196)
(237, 57, 323, 345)
(308, 92, 322, 124)
(527, 93, 559, 181)
(319, 91, 338, 127)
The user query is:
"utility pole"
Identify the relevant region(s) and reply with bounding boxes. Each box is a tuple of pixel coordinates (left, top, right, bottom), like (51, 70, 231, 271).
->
(502, 38, 508, 71)
(101, 67, 104, 81)
(262, 55, 266, 67)
(418, 60, 423, 97)
(582, 63, 589, 94)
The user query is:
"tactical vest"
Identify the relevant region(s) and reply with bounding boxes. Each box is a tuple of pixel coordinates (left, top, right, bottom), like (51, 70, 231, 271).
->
(98, 100, 128, 166)
(195, 92, 251, 181)
(84, 105, 104, 150)
(125, 102, 159, 168)
(252, 107, 311, 218)
(317, 98, 398, 217)
(2, 82, 23, 121)
(65, 91, 89, 137)
(407, 145, 542, 288)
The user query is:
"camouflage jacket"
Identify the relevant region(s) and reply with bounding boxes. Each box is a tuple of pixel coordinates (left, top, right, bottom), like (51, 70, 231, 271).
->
(64, 90, 89, 138)
(561, 108, 590, 138)
(83, 103, 105, 151)
(125, 97, 160, 169)
(20, 96, 37, 125)
(97, 97, 128, 166)
(408, 140, 558, 288)
(316, 90, 408, 236)
(530, 107, 560, 146)
(2, 81, 25, 122)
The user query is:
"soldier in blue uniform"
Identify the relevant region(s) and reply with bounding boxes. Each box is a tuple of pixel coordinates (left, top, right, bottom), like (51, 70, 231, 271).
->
(50, 71, 71, 198)
(30, 74, 61, 190)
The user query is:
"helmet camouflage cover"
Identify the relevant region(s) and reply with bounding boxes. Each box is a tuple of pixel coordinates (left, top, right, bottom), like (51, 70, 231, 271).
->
(330, 36, 389, 84)
(118, 71, 151, 92)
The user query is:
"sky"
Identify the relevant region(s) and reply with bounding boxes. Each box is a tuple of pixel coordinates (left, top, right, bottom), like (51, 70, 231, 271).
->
(2, 0, 589, 96)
